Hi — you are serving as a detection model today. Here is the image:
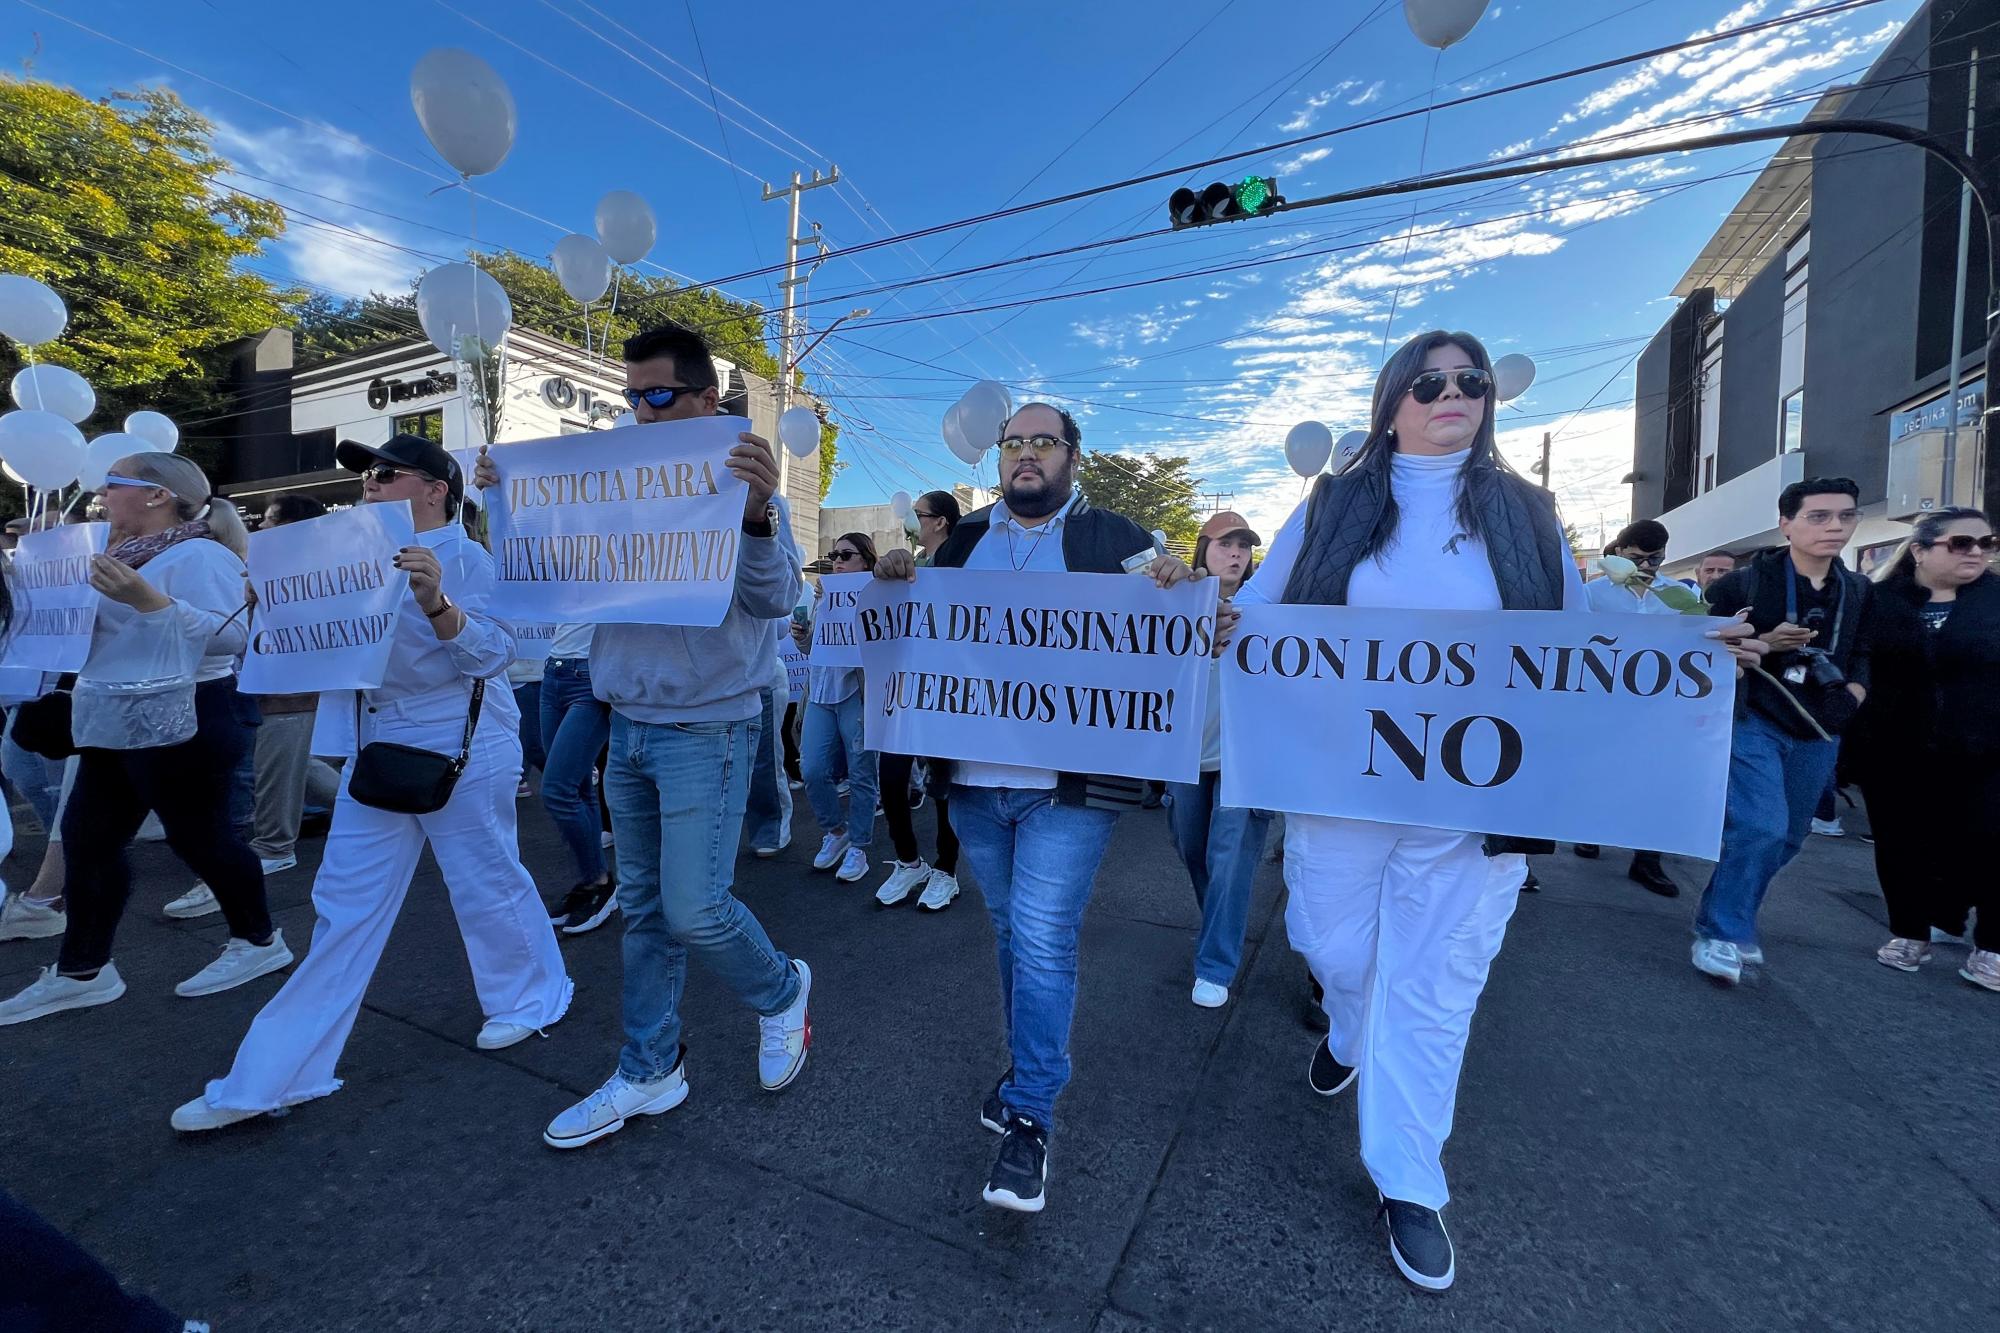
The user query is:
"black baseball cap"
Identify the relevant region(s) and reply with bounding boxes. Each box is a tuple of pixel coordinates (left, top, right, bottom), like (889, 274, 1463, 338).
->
(335, 433, 463, 509)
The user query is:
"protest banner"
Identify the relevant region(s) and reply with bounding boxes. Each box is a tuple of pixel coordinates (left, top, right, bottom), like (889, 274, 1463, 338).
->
(485, 416, 749, 627)
(1219, 605, 1738, 858)
(238, 502, 415, 694)
(1, 522, 109, 673)
(513, 622, 558, 663)
(855, 568, 1218, 782)
(780, 638, 810, 703)
(809, 572, 870, 667)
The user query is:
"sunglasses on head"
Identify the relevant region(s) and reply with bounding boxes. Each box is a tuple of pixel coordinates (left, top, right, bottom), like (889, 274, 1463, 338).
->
(624, 384, 701, 410)
(1929, 533, 1998, 555)
(1408, 368, 1492, 404)
(362, 464, 434, 486)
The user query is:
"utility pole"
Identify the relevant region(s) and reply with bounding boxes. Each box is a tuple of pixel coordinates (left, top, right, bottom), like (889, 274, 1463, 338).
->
(1538, 431, 1553, 491)
(1197, 490, 1235, 513)
(762, 166, 840, 492)
(1943, 51, 1979, 506)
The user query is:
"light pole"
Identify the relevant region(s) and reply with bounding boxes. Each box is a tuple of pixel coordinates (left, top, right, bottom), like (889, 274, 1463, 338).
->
(794, 307, 871, 369)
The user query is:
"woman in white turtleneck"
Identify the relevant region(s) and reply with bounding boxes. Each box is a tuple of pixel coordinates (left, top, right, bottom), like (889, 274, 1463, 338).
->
(1236, 331, 1582, 1293)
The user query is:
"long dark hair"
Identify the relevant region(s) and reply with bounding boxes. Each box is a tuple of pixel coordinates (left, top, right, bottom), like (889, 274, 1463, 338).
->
(1340, 329, 1520, 561)
(1875, 505, 1989, 583)
(1192, 533, 1257, 584)
(918, 489, 961, 534)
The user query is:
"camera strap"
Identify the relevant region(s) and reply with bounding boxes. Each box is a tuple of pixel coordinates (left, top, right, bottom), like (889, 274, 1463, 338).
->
(1782, 552, 1846, 656)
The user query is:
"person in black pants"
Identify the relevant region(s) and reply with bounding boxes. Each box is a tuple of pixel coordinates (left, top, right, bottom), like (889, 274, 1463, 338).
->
(0, 452, 288, 1027)
(0, 1187, 203, 1332)
(1846, 506, 2000, 990)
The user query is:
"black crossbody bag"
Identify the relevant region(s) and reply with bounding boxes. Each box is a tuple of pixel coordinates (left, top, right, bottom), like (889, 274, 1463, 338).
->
(348, 679, 484, 814)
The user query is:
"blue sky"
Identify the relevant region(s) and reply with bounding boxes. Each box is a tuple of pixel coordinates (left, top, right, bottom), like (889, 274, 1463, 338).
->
(4, 0, 1918, 540)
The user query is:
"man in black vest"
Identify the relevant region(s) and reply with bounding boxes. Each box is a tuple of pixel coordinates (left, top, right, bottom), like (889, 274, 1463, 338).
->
(874, 402, 1194, 1215)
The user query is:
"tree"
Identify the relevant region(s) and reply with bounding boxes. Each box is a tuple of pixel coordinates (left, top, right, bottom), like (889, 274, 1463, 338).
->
(1075, 451, 1201, 545)
(818, 417, 841, 500)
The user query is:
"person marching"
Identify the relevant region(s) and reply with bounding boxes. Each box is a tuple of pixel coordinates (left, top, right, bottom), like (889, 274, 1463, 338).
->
(797, 532, 882, 885)
(536, 619, 617, 936)
(1234, 330, 1583, 1290)
(170, 434, 572, 1132)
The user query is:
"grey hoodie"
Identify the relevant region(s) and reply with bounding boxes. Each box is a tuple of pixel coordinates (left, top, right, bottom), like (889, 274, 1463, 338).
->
(590, 513, 804, 724)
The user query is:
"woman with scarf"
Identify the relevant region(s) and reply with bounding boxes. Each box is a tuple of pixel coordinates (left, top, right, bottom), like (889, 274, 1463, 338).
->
(1234, 330, 1583, 1291)
(0, 453, 288, 1026)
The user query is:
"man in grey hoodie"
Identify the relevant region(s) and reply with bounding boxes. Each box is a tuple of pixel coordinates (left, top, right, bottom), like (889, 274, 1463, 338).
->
(475, 322, 812, 1149)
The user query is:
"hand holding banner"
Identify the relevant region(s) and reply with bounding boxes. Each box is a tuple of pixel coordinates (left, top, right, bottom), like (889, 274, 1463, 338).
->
(484, 416, 750, 627)
(239, 502, 415, 694)
(2, 521, 109, 673)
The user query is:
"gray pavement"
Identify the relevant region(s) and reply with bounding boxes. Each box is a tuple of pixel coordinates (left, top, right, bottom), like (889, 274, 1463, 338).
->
(2, 791, 1996, 1331)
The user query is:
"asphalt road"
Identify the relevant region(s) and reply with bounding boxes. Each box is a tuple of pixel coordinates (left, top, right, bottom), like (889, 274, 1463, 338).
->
(2, 788, 1995, 1332)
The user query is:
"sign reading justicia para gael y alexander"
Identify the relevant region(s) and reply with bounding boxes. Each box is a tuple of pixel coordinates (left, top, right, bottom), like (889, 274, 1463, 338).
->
(238, 501, 414, 694)
(485, 416, 750, 627)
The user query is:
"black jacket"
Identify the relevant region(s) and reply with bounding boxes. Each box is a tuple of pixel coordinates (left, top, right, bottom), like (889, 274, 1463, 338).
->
(1846, 570, 2000, 775)
(929, 495, 1160, 811)
(1706, 547, 1872, 736)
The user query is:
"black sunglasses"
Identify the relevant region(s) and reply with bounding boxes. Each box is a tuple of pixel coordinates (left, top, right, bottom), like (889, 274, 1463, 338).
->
(1929, 533, 1998, 555)
(624, 384, 702, 410)
(827, 547, 863, 561)
(1409, 368, 1493, 404)
(362, 464, 434, 486)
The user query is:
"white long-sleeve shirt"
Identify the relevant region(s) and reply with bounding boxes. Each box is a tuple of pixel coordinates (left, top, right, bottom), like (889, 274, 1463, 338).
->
(81, 538, 248, 686)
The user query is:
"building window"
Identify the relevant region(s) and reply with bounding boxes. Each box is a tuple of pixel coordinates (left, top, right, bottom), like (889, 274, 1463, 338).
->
(392, 409, 444, 444)
(1696, 326, 1723, 494)
(1780, 391, 1804, 455)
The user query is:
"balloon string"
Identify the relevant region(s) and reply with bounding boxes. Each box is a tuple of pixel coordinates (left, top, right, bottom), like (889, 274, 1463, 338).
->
(603, 268, 624, 363)
(1377, 47, 1447, 365)
(18, 343, 45, 412)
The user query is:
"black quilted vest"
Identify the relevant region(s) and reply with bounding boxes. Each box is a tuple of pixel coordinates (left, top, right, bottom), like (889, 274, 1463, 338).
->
(1280, 460, 1567, 611)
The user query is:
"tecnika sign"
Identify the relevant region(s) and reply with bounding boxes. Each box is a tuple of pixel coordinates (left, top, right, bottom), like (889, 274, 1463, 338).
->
(366, 370, 459, 411)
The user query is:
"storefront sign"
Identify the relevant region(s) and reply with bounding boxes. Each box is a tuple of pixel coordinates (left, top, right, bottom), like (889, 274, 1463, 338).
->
(367, 370, 458, 411)
(540, 375, 622, 421)
(1890, 380, 1985, 441)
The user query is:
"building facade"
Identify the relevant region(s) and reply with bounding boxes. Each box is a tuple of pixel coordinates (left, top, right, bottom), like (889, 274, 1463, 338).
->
(1630, 0, 1998, 576)
(820, 483, 994, 568)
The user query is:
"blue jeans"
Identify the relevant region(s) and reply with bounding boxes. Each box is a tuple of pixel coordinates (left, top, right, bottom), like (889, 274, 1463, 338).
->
(744, 686, 792, 851)
(802, 693, 878, 851)
(605, 713, 799, 1084)
(1167, 773, 1272, 988)
(538, 660, 609, 884)
(2, 726, 62, 833)
(514, 681, 545, 776)
(949, 785, 1118, 1129)
(1694, 712, 1840, 948)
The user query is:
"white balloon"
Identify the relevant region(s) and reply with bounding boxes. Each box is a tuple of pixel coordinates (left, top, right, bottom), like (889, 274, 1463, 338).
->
(1285, 420, 1334, 478)
(410, 48, 517, 178)
(595, 190, 657, 266)
(124, 410, 179, 452)
(1492, 353, 1537, 402)
(416, 262, 513, 360)
(778, 406, 820, 458)
(0, 410, 86, 490)
(551, 234, 612, 305)
(79, 432, 143, 490)
(942, 401, 983, 465)
(1403, 0, 1492, 50)
(0, 275, 67, 345)
(611, 410, 637, 429)
(890, 490, 913, 520)
(10, 364, 94, 424)
(1334, 429, 1369, 470)
(960, 380, 1012, 442)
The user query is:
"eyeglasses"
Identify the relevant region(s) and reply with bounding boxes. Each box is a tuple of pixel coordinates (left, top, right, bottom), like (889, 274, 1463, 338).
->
(362, 464, 433, 486)
(99, 474, 158, 490)
(997, 434, 1070, 458)
(623, 384, 699, 410)
(1625, 552, 1665, 568)
(1797, 508, 1861, 527)
(827, 548, 863, 562)
(1927, 533, 1998, 555)
(1408, 368, 1493, 404)
(912, 509, 938, 521)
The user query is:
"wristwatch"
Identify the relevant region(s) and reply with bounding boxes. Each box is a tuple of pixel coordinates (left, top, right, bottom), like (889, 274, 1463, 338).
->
(425, 595, 456, 620)
(743, 502, 778, 538)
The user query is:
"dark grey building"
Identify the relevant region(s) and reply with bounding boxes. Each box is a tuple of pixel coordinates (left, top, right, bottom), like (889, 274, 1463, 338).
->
(1631, 0, 1998, 575)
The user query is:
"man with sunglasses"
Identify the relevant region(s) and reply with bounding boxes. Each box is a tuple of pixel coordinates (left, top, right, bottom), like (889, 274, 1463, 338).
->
(473, 321, 812, 1148)
(875, 401, 1196, 1215)
(1692, 477, 1872, 985)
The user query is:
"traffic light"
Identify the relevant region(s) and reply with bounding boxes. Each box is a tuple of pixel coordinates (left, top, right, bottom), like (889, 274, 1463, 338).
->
(1168, 176, 1284, 229)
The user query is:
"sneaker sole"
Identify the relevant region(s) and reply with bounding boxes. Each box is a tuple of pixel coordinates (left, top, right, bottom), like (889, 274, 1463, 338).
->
(163, 899, 222, 921)
(916, 890, 960, 912)
(476, 1028, 537, 1051)
(1388, 1234, 1455, 1291)
(561, 896, 619, 936)
(1695, 965, 1742, 986)
(171, 1104, 269, 1134)
(1877, 955, 1925, 974)
(175, 946, 295, 998)
(0, 977, 127, 1025)
(982, 1184, 1046, 1214)
(1960, 967, 2000, 992)
(0, 920, 67, 942)
(835, 867, 868, 884)
(980, 1111, 1007, 1135)
(541, 1080, 689, 1150)
(261, 859, 299, 875)
(1309, 1044, 1358, 1097)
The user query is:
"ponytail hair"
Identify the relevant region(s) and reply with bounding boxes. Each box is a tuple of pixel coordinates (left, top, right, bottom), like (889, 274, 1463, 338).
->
(1874, 505, 1988, 583)
(120, 452, 249, 560)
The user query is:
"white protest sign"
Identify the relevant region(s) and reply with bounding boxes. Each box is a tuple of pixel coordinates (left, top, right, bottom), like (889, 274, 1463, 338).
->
(809, 572, 869, 666)
(514, 622, 558, 663)
(486, 416, 749, 626)
(780, 638, 810, 703)
(2, 522, 108, 673)
(238, 502, 415, 694)
(856, 568, 1218, 782)
(1220, 605, 1738, 857)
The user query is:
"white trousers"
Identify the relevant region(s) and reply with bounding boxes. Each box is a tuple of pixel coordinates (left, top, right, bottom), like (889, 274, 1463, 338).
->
(1283, 815, 1525, 1210)
(204, 731, 572, 1112)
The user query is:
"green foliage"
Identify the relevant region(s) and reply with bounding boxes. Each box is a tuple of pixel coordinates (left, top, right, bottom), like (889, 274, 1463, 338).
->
(1075, 450, 1201, 545)
(818, 417, 841, 500)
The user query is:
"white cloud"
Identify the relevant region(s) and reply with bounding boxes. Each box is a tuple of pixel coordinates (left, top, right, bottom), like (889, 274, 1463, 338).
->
(1348, 80, 1385, 107)
(1276, 145, 1333, 175)
(1069, 303, 1196, 351)
(1279, 80, 1360, 133)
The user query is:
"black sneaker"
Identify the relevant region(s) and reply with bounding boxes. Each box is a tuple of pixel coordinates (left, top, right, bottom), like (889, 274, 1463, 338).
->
(1309, 1037, 1357, 1096)
(979, 1070, 1010, 1134)
(1626, 853, 1679, 898)
(547, 882, 594, 924)
(1572, 843, 1601, 859)
(1520, 871, 1541, 893)
(560, 880, 619, 936)
(982, 1113, 1049, 1213)
(1379, 1197, 1454, 1290)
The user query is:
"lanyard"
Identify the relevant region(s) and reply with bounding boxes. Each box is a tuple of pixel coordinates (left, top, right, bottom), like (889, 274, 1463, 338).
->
(1783, 553, 1845, 655)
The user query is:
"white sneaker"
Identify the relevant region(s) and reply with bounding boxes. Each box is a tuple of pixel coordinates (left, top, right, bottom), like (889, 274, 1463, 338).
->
(164, 883, 220, 920)
(1810, 817, 1845, 837)
(0, 963, 126, 1025)
(812, 832, 850, 871)
(476, 1019, 540, 1050)
(835, 847, 870, 883)
(260, 854, 298, 875)
(916, 870, 960, 912)
(875, 860, 929, 905)
(757, 959, 812, 1091)
(170, 1096, 266, 1133)
(542, 1063, 689, 1150)
(1191, 979, 1230, 1008)
(175, 932, 294, 998)
(0, 893, 65, 941)
(1738, 943, 1765, 966)
(787, 777, 805, 791)
(1691, 938, 1743, 985)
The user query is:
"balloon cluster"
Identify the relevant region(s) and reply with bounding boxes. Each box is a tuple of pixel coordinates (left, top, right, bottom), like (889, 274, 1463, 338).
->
(940, 380, 1014, 465)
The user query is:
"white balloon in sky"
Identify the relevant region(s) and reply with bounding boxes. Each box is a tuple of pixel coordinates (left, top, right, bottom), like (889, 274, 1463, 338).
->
(410, 48, 518, 177)
(778, 406, 820, 459)
(0, 409, 86, 490)
(595, 191, 657, 266)
(10, 364, 94, 424)
(415, 262, 512, 360)
(1492, 353, 1537, 402)
(551, 234, 612, 305)
(941, 401, 983, 465)
(1284, 420, 1334, 478)
(890, 490, 913, 520)
(1402, 0, 1492, 50)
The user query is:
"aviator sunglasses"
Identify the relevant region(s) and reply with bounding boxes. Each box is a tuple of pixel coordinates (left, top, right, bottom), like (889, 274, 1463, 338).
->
(1408, 368, 1493, 404)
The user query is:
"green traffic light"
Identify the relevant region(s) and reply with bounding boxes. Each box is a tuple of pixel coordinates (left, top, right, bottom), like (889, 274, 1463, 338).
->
(1234, 176, 1271, 213)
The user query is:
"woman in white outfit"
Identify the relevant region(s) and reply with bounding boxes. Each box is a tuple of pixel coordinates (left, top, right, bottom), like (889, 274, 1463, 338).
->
(171, 434, 572, 1132)
(1235, 330, 1582, 1292)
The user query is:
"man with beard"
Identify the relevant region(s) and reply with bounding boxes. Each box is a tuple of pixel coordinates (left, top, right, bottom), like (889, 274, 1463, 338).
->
(874, 402, 1195, 1214)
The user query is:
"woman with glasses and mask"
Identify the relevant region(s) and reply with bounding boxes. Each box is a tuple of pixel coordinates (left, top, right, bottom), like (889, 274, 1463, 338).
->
(168, 434, 571, 1133)
(873, 491, 965, 912)
(1847, 507, 2000, 991)
(795, 533, 881, 886)
(0, 453, 289, 1026)
(1232, 330, 1583, 1290)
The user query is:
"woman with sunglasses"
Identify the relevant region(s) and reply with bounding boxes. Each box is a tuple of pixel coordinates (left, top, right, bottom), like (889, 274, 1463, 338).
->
(873, 491, 965, 912)
(1232, 330, 1582, 1290)
(1848, 507, 2000, 991)
(0, 453, 290, 1027)
(795, 533, 881, 885)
